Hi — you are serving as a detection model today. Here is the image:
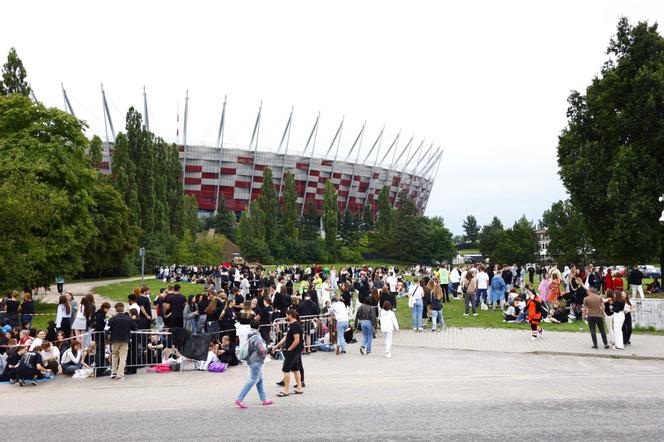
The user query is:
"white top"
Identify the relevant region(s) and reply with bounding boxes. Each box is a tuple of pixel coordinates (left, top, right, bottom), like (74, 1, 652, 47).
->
(71, 304, 88, 330)
(330, 301, 349, 322)
(476, 272, 489, 289)
(61, 348, 83, 365)
(410, 285, 423, 301)
(386, 276, 397, 292)
(55, 304, 71, 328)
(450, 268, 461, 283)
(380, 309, 400, 333)
(40, 346, 60, 363)
(29, 337, 43, 351)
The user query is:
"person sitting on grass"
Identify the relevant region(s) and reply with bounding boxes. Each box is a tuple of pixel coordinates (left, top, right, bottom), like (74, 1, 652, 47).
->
(503, 300, 520, 323)
(646, 278, 661, 294)
(546, 300, 570, 324)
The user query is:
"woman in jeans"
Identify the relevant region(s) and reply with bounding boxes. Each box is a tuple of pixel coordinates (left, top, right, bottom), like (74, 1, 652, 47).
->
(463, 271, 478, 317)
(355, 297, 377, 355)
(409, 279, 424, 331)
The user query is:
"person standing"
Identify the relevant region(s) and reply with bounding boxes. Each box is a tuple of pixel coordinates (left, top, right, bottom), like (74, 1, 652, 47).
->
(462, 272, 478, 317)
(526, 292, 543, 341)
(439, 265, 450, 302)
(164, 285, 186, 328)
(274, 310, 304, 397)
(490, 271, 506, 311)
(409, 279, 425, 331)
(235, 319, 272, 408)
(137, 286, 152, 330)
(355, 297, 377, 354)
(380, 301, 399, 357)
(604, 290, 616, 346)
(612, 291, 626, 350)
(627, 265, 644, 300)
(475, 265, 490, 308)
(429, 282, 444, 331)
(622, 291, 634, 346)
(449, 266, 461, 300)
(55, 275, 64, 295)
(107, 302, 137, 381)
(330, 297, 350, 354)
(55, 295, 72, 337)
(583, 288, 609, 349)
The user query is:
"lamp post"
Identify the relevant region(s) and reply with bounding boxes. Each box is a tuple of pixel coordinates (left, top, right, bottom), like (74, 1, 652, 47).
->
(139, 247, 145, 285)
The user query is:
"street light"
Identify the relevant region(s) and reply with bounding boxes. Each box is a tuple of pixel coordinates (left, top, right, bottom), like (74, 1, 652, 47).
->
(139, 247, 145, 285)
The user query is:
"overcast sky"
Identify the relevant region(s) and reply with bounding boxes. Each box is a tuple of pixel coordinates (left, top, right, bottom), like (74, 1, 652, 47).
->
(2, 1, 663, 234)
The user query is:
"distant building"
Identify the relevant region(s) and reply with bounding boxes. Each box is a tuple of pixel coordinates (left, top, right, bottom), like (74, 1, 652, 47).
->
(536, 228, 550, 261)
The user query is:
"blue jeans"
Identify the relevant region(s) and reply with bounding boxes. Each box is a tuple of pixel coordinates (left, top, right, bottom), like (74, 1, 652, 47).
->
(360, 320, 373, 353)
(336, 320, 349, 352)
(431, 309, 444, 330)
(475, 289, 488, 307)
(237, 362, 266, 402)
(411, 300, 423, 329)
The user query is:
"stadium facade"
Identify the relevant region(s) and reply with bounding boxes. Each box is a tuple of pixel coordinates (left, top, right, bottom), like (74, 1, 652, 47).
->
(66, 86, 442, 217)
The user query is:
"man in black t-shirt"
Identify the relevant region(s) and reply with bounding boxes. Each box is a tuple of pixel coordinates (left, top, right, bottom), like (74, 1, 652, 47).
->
(164, 284, 186, 328)
(14, 350, 46, 385)
(274, 309, 303, 396)
(137, 287, 152, 330)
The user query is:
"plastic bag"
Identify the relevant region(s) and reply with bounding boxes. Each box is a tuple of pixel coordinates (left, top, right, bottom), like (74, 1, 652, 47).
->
(480, 302, 489, 311)
(72, 367, 94, 379)
(207, 361, 227, 372)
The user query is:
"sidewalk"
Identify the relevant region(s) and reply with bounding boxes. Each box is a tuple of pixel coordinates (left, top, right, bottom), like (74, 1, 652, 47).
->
(389, 327, 664, 359)
(37, 276, 154, 304)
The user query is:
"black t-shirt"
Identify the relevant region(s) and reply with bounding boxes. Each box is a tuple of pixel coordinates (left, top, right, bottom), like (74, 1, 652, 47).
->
(19, 351, 42, 369)
(285, 321, 304, 353)
(137, 296, 151, 319)
(165, 293, 186, 318)
(6, 300, 19, 314)
(255, 305, 273, 325)
(198, 300, 210, 316)
(21, 300, 35, 316)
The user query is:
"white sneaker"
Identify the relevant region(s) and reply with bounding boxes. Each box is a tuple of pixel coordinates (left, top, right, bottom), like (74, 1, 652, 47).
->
(473, 313, 478, 317)
(530, 336, 537, 341)
(463, 313, 469, 317)
(385, 352, 392, 358)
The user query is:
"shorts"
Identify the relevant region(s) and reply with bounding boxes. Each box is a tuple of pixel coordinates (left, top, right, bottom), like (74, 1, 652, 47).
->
(281, 350, 302, 373)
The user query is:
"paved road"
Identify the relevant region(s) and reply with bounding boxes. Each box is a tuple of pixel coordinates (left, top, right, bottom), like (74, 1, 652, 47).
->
(3, 345, 663, 441)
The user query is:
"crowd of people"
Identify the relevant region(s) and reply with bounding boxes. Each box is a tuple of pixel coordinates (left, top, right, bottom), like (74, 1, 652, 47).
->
(0, 261, 655, 394)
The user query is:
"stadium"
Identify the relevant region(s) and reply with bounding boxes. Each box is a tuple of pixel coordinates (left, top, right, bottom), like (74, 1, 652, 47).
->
(64, 86, 442, 217)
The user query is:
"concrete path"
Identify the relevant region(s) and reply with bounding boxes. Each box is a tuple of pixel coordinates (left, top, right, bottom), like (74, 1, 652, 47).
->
(3, 346, 664, 441)
(390, 327, 664, 359)
(37, 276, 154, 305)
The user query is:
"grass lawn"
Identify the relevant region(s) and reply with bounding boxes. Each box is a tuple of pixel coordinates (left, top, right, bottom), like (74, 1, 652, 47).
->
(28, 302, 58, 331)
(94, 279, 206, 302)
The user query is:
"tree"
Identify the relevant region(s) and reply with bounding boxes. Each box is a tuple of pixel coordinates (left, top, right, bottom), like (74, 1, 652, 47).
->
(492, 216, 538, 264)
(0, 94, 96, 288)
(542, 200, 593, 264)
(82, 182, 139, 277)
(202, 194, 236, 241)
(372, 186, 395, 257)
(394, 191, 418, 256)
(255, 167, 279, 249)
(322, 180, 339, 256)
(0, 48, 31, 96)
(462, 215, 480, 245)
(281, 172, 298, 242)
(478, 216, 505, 260)
(111, 132, 140, 226)
(558, 18, 664, 269)
(88, 135, 103, 168)
(299, 199, 320, 241)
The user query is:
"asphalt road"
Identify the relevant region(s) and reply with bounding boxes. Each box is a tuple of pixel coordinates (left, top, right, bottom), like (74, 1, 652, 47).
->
(3, 346, 663, 441)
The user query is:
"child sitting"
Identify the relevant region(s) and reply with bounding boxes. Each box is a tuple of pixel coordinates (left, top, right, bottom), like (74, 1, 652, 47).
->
(216, 335, 239, 366)
(146, 334, 164, 365)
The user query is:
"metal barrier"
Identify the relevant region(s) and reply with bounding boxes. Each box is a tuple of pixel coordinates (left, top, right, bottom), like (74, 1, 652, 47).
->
(272, 314, 332, 350)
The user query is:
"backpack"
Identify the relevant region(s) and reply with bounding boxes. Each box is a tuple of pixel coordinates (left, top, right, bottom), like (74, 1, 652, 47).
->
(207, 361, 227, 372)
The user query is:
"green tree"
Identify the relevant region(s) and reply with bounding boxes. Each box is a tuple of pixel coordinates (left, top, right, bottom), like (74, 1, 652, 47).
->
(202, 194, 236, 240)
(322, 180, 339, 256)
(394, 191, 417, 257)
(542, 200, 593, 264)
(0, 48, 31, 96)
(82, 182, 139, 277)
(255, 167, 279, 248)
(88, 135, 103, 168)
(281, 171, 299, 242)
(462, 215, 480, 245)
(558, 18, 664, 269)
(492, 216, 538, 264)
(299, 199, 320, 241)
(0, 94, 95, 288)
(372, 186, 395, 257)
(478, 216, 505, 260)
(111, 132, 140, 226)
